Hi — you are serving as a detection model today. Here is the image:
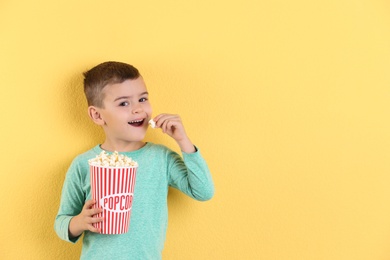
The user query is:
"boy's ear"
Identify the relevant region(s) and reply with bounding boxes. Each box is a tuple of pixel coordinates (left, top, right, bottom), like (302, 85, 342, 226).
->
(88, 106, 105, 125)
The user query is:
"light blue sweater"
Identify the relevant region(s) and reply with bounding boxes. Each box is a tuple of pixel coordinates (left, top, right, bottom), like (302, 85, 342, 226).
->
(55, 143, 214, 259)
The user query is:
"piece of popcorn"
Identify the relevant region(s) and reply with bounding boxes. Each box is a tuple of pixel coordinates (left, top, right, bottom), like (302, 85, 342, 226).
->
(89, 151, 138, 167)
(149, 119, 156, 128)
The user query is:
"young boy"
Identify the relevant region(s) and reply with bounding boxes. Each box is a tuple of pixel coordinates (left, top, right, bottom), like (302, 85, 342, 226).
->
(54, 61, 214, 259)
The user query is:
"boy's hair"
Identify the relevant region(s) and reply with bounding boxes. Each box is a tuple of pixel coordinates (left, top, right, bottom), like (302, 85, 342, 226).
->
(83, 61, 140, 107)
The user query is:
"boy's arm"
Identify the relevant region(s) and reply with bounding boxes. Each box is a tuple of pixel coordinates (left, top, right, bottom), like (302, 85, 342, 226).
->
(153, 113, 214, 200)
(54, 160, 102, 242)
(168, 148, 215, 201)
(176, 137, 196, 154)
(54, 165, 85, 243)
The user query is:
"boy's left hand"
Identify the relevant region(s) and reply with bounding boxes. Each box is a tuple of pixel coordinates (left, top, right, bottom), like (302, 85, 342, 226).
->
(153, 113, 196, 153)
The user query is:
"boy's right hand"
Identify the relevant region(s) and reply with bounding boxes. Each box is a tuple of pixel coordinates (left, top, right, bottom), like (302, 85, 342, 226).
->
(69, 199, 104, 238)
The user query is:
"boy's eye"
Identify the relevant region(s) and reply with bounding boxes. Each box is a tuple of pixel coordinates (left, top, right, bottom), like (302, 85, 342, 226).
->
(119, 101, 129, 106)
(139, 97, 148, 102)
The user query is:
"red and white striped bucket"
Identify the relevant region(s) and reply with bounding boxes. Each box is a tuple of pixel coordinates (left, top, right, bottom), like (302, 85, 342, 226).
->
(90, 165, 137, 234)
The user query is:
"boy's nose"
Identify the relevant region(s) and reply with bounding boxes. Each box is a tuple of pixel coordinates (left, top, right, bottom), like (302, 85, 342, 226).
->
(131, 103, 143, 114)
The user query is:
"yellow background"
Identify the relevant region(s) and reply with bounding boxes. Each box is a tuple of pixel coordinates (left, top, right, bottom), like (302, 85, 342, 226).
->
(1, 0, 390, 259)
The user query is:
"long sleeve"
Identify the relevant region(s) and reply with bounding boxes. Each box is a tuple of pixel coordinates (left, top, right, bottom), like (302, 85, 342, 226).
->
(54, 159, 88, 243)
(168, 147, 215, 201)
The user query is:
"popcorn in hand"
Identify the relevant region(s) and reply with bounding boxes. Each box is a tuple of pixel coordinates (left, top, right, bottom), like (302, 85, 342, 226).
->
(149, 119, 156, 128)
(89, 151, 138, 167)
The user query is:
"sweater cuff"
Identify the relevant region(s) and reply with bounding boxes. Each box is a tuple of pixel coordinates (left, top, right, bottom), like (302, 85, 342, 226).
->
(55, 216, 82, 244)
(182, 145, 199, 155)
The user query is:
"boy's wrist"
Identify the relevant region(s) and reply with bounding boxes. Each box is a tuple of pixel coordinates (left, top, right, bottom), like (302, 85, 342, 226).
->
(69, 215, 83, 238)
(177, 137, 196, 153)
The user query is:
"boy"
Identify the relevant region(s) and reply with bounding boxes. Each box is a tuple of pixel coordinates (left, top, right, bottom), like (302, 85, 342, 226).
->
(54, 61, 214, 259)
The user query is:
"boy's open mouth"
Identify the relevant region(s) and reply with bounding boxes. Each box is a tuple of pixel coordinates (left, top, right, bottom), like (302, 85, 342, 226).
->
(128, 119, 145, 127)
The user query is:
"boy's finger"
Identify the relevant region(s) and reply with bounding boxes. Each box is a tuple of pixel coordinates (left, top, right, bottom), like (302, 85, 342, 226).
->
(83, 199, 96, 209)
(154, 114, 178, 125)
(153, 113, 168, 121)
(88, 216, 104, 224)
(87, 224, 101, 233)
(89, 207, 103, 216)
(93, 217, 105, 223)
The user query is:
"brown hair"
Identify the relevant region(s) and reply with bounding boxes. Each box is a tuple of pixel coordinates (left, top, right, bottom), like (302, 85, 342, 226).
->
(83, 61, 140, 107)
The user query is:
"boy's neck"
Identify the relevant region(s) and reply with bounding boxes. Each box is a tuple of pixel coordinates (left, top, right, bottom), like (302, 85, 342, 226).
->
(100, 141, 146, 153)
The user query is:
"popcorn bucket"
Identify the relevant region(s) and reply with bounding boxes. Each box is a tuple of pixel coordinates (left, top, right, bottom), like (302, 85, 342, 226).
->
(90, 165, 138, 234)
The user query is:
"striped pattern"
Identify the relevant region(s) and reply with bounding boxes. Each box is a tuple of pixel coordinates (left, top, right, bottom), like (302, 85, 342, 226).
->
(90, 165, 137, 234)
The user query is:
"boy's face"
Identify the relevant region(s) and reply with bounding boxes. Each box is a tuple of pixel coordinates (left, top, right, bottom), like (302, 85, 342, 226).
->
(97, 77, 152, 145)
